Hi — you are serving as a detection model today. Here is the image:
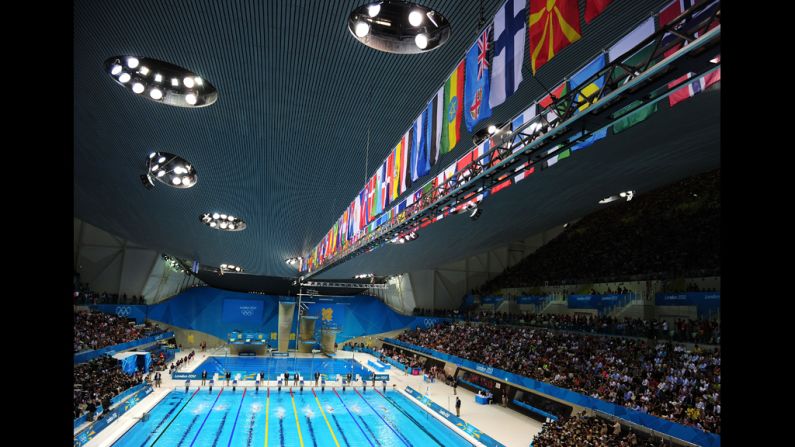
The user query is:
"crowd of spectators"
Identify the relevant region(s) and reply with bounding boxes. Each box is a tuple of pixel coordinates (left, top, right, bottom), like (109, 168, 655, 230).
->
(480, 169, 720, 292)
(410, 311, 719, 345)
(398, 322, 720, 434)
(74, 310, 163, 353)
(73, 356, 143, 420)
(532, 412, 663, 447)
(379, 346, 426, 370)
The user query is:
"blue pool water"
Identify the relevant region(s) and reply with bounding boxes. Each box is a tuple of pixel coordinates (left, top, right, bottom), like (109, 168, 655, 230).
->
(192, 357, 372, 381)
(112, 387, 473, 447)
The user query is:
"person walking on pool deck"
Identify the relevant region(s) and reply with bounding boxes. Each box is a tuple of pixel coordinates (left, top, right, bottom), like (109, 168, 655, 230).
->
(315, 371, 320, 386)
(225, 371, 231, 386)
(202, 370, 207, 386)
(456, 396, 461, 417)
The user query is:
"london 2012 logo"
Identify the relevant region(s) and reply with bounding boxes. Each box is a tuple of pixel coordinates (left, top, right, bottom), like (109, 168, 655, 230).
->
(116, 306, 131, 317)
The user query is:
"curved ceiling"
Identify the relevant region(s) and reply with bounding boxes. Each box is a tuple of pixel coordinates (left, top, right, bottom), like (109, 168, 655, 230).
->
(74, 0, 697, 291)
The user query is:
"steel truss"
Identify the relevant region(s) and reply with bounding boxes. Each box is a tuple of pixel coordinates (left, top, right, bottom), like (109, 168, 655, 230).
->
(305, 2, 720, 279)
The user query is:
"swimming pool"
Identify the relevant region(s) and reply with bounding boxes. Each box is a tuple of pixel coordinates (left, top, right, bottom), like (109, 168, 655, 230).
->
(112, 387, 473, 446)
(191, 357, 372, 381)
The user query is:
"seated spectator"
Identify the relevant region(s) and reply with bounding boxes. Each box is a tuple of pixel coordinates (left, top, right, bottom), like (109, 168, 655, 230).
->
(73, 356, 142, 420)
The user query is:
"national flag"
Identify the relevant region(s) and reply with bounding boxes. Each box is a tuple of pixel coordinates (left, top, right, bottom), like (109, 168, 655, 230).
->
(569, 54, 606, 112)
(528, 0, 581, 74)
(464, 26, 493, 132)
(491, 178, 512, 194)
(456, 150, 474, 179)
(514, 164, 536, 183)
(544, 145, 570, 168)
(490, 0, 527, 108)
(410, 115, 424, 182)
(416, 107, 432, 178)
(441, 61, 464, 155)
(473, 139, 492, 168)
(375, 165, 383, 215)
(404, 127, 414, 190)
(585, 0, 613, 24)
(659, 0, 720, 106)
(539, 81, 568, 123)
(385, 153, 394, 205)
(392, 142, 402, 200)
(191, 260, 199, 274)
(570, 127, 608, 152)
(400, 132, 411, 194)
(612, 101, 658, 134)
(430, 90, 443, 166)
(607, 17, 656, 84)
(511, 103, 537, 145)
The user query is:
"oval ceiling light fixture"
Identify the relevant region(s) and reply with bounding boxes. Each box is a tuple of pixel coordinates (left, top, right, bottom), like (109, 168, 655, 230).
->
(200, 212, 247, 232)
(219, 263, 244, 273)
(348, 1, 451, 54)
(142, 152, 197, 189)
(104, 56, 218, 108)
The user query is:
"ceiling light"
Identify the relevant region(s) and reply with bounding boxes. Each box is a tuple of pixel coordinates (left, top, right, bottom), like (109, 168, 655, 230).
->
(145, 152, 198, 189)
(349, 2, 450, 54)
(201, 212, 247, 232)
(415, 33, 428, 49)
(408, 10, 423, 26)
(619, 192, 626, 197)
(235, 267, 241, 272)
(107, 56, 219, 108)
(220, 264, 227, 268)
(355, 21, 370, 37)
(487, 124, 497, 134)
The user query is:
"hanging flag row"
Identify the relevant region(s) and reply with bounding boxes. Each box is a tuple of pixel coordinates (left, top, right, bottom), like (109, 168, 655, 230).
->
(302, 0, 719, 273)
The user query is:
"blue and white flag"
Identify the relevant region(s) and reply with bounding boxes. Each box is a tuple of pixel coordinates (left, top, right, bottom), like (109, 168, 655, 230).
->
(490, 0, 526, 108)
(464, 26, 493, 132)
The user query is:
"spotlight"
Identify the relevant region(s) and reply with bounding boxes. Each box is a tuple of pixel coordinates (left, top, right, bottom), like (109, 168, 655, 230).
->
(132, 83, 145, 94)
(139, 66, 150, 75)
(171, 78, 179, 87)
(154, 73, 163, 83)
(368, 3, 381, 17)
(408, 10, 423, 26)
(355, 21, 370, 37)
(415, 33, 428, 49)
(171, 177, 181, 185)
(185, 93, 197, 105)
(110, 64, 122, 75)
(140, 174, 154, 190)
(119, 73, 131, 83)
(183, 77, 195, 88)
(487, 125, 497, 135)
(150, 88, 163, 100)
(469, 207, 482, 221)
(194, 77, 203, 86)
(127, 57, 139, 68)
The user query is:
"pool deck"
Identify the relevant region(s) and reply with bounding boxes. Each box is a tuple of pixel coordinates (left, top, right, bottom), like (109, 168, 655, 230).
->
(84, 349, 542, 447)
